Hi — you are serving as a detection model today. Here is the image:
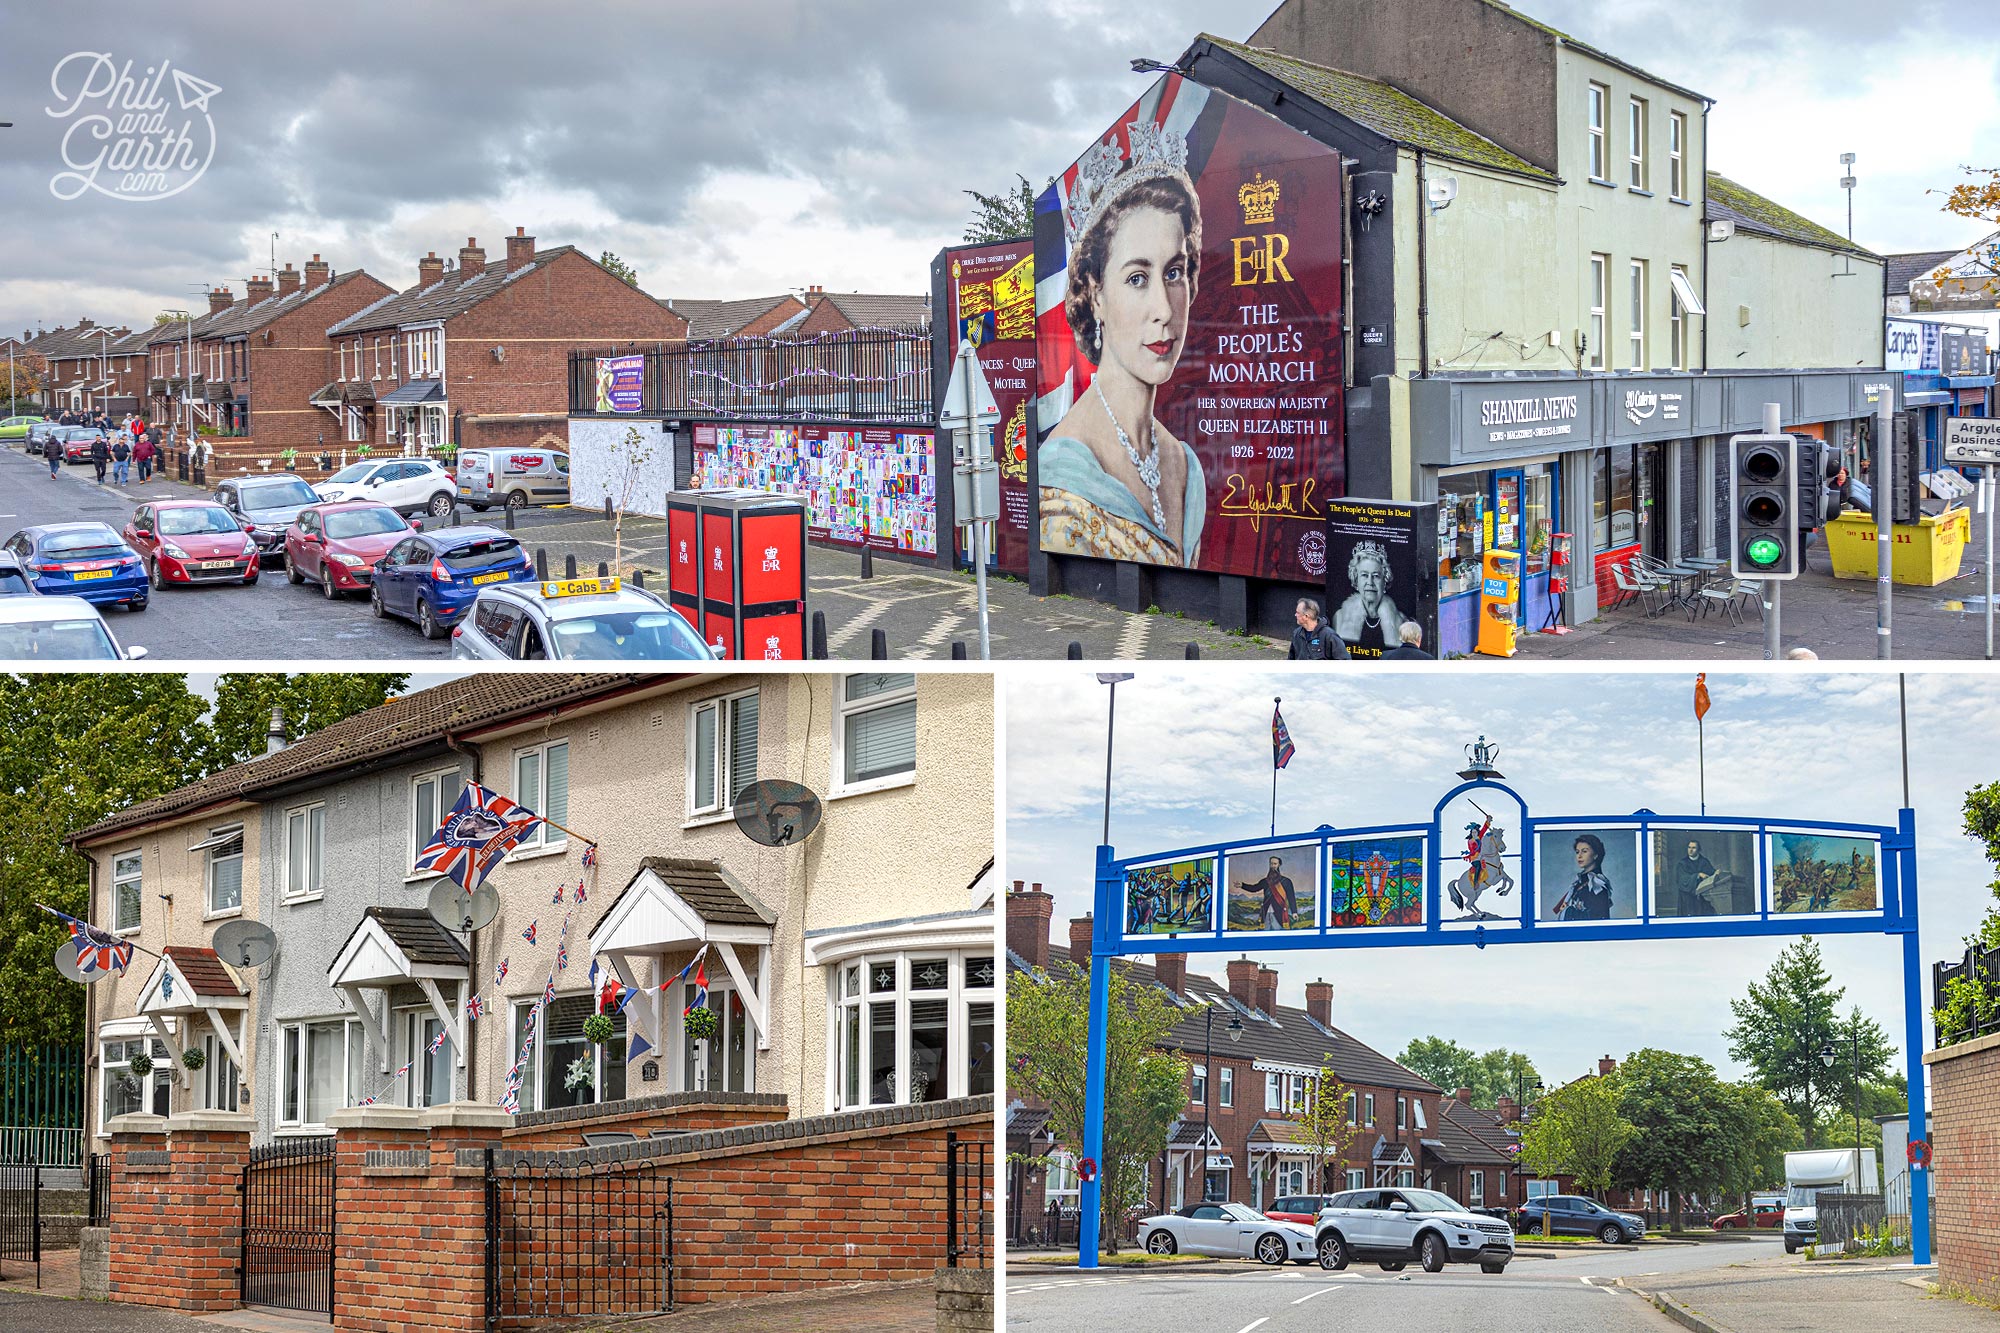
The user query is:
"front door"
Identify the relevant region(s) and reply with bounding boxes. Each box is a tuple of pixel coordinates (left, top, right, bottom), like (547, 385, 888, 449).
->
(1638, 444, 1668, 561)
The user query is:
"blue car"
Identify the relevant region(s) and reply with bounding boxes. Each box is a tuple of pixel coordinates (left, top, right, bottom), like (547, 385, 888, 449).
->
(369, 527, 534, 639)
(1, 523, 149, 611)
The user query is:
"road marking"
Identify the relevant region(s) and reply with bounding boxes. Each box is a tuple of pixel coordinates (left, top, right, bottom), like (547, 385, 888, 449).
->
(1292, 1285, 1342, 1304)
(1232, 1320, 1269, 1333)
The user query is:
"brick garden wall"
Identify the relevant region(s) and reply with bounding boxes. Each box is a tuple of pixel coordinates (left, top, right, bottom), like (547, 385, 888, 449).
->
(104, 1112, 251, 1313)
(500, 1090, 790, 1149)
(1925, 1033, 2000, 1301)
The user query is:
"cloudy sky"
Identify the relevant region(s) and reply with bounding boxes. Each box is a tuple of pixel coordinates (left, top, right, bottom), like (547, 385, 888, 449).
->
(3, 0, 1994, 337)
(1005, 667, 1996, 1091)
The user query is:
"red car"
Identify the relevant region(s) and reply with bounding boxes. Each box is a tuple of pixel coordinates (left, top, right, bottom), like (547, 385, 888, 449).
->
(1711, 1200, 1784, 1230)
(123, 500, 261, 590)
(283, 501, 421, 599)
(1264, 1195, 1334, 1225)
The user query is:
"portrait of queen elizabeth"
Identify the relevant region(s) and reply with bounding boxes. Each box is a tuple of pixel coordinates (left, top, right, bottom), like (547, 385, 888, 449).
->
(1038, 120, 1207, 568)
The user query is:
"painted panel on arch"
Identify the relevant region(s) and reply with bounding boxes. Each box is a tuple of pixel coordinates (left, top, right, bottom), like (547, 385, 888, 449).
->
(1326, 836, 1424, 928)
(1769, 832, 1880, 915)
(1224, 844, 1319, 932)
(1651, 828, 1758, 919)
(1124, 857, 1216, 935)
(1537, 827, 1641, 922)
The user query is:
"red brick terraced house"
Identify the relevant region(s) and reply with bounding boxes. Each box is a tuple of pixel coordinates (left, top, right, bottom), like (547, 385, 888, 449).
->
(1005, 886, 1461, 1242)
(795, 289, 931, 336)
(41, 319, 138, 417)
(146, 289, 239, 437)
(322, 228, 685, 456)
(665, 294, 809, 341)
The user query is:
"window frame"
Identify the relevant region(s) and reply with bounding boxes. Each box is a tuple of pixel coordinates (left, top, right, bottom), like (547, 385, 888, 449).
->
(1668, 111, 1687, 200)
(831, 673, 918, 798)
(831, 951, 994, 1112)
(1219, 1065, 1234, 1109)
(1627, 96, 1649, 190)
(111, 848, 143, 935)
(1629, 259, 1648, 369)
(203, 824, 245, 918)
(1587, 82, 1609, 181)
(1365, 1093, 1377, 1127)
(409, 766, 459, 878)
(276, 1017, 361, 1133)
(98, 1034, 172, 1130)
(510, 739, 570, 854)
(1191, 1062, 1208, 1107)
(1670, 264, 1690, 371)
(1470, 1170, 1485, 1204)
(1589, 254, 1608, 371)
(687, 687, 760, 821)
(283, 801, 326, 903)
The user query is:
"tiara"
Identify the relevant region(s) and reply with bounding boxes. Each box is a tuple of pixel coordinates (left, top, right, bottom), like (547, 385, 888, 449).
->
(1348, 540, 1390, 570)
(1064, 119, 1192, 250)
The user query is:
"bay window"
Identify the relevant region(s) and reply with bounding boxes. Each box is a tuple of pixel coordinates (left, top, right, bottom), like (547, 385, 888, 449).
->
(100, 1036, 171, 1126)
(833, 951, 993, 1109)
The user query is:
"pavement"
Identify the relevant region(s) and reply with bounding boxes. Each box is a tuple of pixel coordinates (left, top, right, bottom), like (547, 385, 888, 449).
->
(589, 1278, 937, 1331)
(1628, 1253, 1994, 1333)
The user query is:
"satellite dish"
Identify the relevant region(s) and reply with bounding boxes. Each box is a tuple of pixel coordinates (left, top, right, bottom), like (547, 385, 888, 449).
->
(212, 920, 278, 970)
(732, 779, 824, 848)
(428, 880, 500, 934)
(53, 943, 96, 985)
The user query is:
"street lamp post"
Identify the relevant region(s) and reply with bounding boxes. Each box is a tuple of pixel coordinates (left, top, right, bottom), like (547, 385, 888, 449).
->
(1199, 1003, 1243, 1202)
(1819, 1028, 1866, 1192)
(1096, 674, 1135, 846)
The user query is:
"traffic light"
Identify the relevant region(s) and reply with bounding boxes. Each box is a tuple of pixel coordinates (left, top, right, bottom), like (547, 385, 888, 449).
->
(1729, 432, 1798, 579)
(1793, 438, 1845, 531)
(1889, 411, 1923, 525)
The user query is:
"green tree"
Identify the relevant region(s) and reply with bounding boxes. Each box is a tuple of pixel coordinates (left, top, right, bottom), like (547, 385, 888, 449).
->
(205, 673, 407, 768)
(1291, 1059, 1355, 1194)
(1397, 1036, 1540, 1107)
(598, 251, 640, 287)
(1924, 166, 1998, 304)
(963, 175, 1037, 244)
(1519, 1073, 1633, 1200)
(152, 311, 179, 326)
(1714, 1081, 1802, 1206)
(1724, 939, 1894, 1146)
(1937, 781, 2000, 1043)
(1611, 1048, 1736, 1232)
(1008, 958, 1187, 1254)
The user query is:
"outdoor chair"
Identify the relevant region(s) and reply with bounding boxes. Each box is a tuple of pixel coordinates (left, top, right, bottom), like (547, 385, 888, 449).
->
(1608, 563, 1670, 618)
(1697, 581, 1747, 624)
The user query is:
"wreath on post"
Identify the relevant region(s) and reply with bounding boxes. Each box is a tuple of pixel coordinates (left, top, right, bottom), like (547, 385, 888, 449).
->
(128, 1051, 153, 1077)
(181, 1047, 206, 1071)
(582, 1013, 615, 1045)
(684, 1006, 718, 1043)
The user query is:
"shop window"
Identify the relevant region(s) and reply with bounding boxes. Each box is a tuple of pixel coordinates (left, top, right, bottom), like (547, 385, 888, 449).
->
(1588, 83, 1608, 180)
(1438, 482, 1488, 600)
(1593, 447, 1639, 550)
(1589, 255, 1608, 370)
(1521, 467, 1554, 576)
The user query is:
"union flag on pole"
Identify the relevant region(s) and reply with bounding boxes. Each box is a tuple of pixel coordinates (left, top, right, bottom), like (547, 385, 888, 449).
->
(1272, 702, 1296, 771)
(413, 781, 544, 892)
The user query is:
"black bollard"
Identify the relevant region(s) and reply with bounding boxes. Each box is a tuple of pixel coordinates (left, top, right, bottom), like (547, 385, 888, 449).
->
(564, 553, 577, 579)
(603, 498, 614, 523)
(860, 547, 873, 579)
(597, 561, 609, 580)
(632, 569, 646, 589)
(1066, 641, 1083, 659)
(505, 503, 516, 531)
(451, 507, 461, 527)
(870, 628, 888, 660)
(810, 611, 828, 660)
(535, 548, 548, 579)
(951, 641, 967, 659)
(1185, 642, 1201, 659)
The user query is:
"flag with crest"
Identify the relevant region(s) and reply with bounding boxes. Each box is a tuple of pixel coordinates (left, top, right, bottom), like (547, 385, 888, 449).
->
(413, 781, 544, 892)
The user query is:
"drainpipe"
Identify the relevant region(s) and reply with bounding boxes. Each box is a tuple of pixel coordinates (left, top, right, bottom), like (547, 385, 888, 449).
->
(1415, 150, 1431, 379)
(443, 731, 481, 1101)
(1699, 111, 1710, 371)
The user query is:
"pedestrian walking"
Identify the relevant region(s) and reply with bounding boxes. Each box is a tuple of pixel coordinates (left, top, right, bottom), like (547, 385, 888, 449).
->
(43, 432, 62, 478)
(110, 432, 131, 485)
(1382, 621, 1436, 660)
(1287, 597, 1350, 660)
(134, 430, 156, 483)
(89, 430, 110, 483)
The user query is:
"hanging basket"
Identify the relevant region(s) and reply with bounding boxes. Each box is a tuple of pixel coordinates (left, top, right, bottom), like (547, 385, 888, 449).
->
(582, 1013, 615, 1045)
(684, 1006, 718, 1043)
(181, 1047, 206, 1071)
(128, 1051, 153, 1077)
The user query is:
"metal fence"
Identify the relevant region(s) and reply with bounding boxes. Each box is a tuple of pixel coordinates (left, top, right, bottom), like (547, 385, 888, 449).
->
(1934, 944, 2000, 1045)
(1814, 1191, 1886, 1251)
(484, 1149, 673, 1331)
(946, 1131, 990, 1268)
(0, 1163, 40, 1288)
(567, 327, 935, 426)
(87, 1153, 110, 1229)
(0, 1045, 84, 1167)
(240, 1136, 335, 1319)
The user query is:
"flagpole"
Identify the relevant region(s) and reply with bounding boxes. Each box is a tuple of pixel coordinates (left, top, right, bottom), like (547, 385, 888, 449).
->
(1271, 696, 1280, 838)
(1698, 715, 1706, 817)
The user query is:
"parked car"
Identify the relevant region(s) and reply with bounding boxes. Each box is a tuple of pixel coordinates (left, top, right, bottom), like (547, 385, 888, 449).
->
(0, 595, 145, 659)
(450, 577, 713, 661)
(215, 474, 321, 561)
(369, 527, 534, 639)
(1, 523, 148, 610)
(1314, 1188, 1515, 1274)
(1264, 1195, 1335, 1226)
(0, 552, 36, 596)
(56, 425, 109, 462)
(1711, 1199, 1785, 1230)
(122, 500, 261, 590)
(283, 501, 420, 599)
(1515, 1195, 1646, 1243)
(24, 421, 63, 450)
(1137, 1202, 1317, 1265)
(0, 414, 45, 441)
(456, 446, 570, 511)
(313, 457, 457, 516)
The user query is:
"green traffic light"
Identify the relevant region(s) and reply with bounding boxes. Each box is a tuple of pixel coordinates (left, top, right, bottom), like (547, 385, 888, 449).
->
(1746, 537, 1784, 567)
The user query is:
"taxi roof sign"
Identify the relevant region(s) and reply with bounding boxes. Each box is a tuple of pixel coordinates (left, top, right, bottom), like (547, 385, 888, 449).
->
(541, 576, 620, 599)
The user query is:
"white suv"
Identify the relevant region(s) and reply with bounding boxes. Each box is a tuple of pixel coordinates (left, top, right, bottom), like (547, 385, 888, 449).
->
(1314, 1188, 1514, 1274)
(314, 458, 458, 517)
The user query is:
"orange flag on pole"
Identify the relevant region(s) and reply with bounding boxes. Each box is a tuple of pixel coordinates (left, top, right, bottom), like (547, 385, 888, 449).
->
(1694, 673, 1711, 722)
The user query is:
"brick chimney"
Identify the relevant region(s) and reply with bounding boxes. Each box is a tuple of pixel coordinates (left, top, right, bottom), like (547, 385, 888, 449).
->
(805, 284, 826, 305)
(1497, 1093, 1518, 1122)
(304, 254, 331, 287)
(419, 251, 445, 287)
(506, 226, 535, 272)
(245, 274, 274, 304)
(458, 238, 486, 279)
(78, 317, 94, 329)
(1255, 966, 1279, 1016)
(1226, 956, 1259, 1009)
(207, 287, 234, 315)
(1068, 914, 1094, 964)
(1598, 1055, 1617, 1078)
(1006, 882, 1053, 971)
(1305, 979, 1333, 1029)
(1454, 1086, 1474, 1105)
(1155, 953, 1187, 996)
(277, 262, 300, 297)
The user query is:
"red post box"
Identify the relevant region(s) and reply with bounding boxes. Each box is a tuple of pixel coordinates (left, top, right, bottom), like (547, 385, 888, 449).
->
(688, 490, 807, 660)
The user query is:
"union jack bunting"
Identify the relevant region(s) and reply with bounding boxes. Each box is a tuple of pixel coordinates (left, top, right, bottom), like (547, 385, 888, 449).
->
(359, 1096, 377, 1107)
(521, 921, 538, 946)
(412, 781, 544, 892)
(552, 881, 566, 905)
(42, 906, 136, 975)
(581, 844, 598, 869)
(395, 1061, 411, 1079)
(555, 940, 569, 973)
(494, 957, 509, 985)
(574, 878, 587, 904)
(542, 974, 558, 1007)
(684, 959, 709, 1015)
(465, 995, 485, 1021)
(427, 1031, 449, 1055)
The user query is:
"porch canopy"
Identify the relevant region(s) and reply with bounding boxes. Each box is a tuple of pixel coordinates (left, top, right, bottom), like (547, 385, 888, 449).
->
(1246, 1117, 1321, 1177)
(586, 857, 775, 1056)
(328, 906, 471, 1071)
(134, 946, 248, 1090)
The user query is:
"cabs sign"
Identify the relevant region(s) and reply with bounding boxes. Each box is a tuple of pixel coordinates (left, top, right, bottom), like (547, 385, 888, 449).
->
(541, 577, 619, 598)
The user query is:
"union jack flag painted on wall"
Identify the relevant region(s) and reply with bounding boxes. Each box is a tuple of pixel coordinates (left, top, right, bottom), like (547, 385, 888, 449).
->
(412, 781, 544, 892)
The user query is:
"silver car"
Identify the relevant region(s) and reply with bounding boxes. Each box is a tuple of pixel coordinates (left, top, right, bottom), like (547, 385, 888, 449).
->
(0, 595, 146, 660)
(1314, 1188, 1515, 1274)
(1137, 1202, 1317, 1265)
(450, 577, 714, 661)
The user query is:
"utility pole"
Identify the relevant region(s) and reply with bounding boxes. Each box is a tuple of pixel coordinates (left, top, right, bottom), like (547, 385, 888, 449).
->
(1876, 393, 1894, 659)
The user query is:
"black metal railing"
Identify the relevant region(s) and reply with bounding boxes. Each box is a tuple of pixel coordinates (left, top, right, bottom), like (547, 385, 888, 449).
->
(87, 1153, 110, 1228)
(240, 1136, 335, 1319)
(946, 1131, 990, 1268)
(0, 1162, 41, 1289)
(485, 1148, 673, 1331)
(1934, 943, 2000, 1046)
(567, 326, 934, 425)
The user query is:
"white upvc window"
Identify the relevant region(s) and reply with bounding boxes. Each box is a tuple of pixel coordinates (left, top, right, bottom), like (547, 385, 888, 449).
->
(112, 850, 143, 934)
(511, 739, 569, 851)
(1346, 1090, 1358, 1126)
(689, 688, 760, 818)
(337, 342, 348, 382)
(1266, 1071, 1280, 1111)
(1628, 97, 1649, 189)
(1587, 82, 1608, 179)
(410, 767, 459, 871)
(1045, 1151, 1080, 1205)
(1191, 1063, 1207, 1105)
(1669, 111, 1687, 199)
(1670, 265, 1690, 371)
(1589, 254, 1608, 370)
(1397, 1094, 1408, 1130)
(100, 1036, 171, 1127)
(833, 952, 995, 1110)
(1346, 1168, 1366, 1190)
(1413, 1099, 1428, 1130)
(1219, 1065, 1234, 1108)
(284, 802, 326, 901)
(833, 673, 917, 796)
(1499, 1172, 1509, 1199)
(507, 994, 627, 1113)
(1290, 1075, 1307, 1112)
(344, 405, 364, 442)
(372, 338, 383, 380)
(1629, 259, 1649, 369)
(1470, 1170, 1486, 1204)
(401, 1010, 456, 1108)
(1398, 1168, 1416, 1188)
(197, 825, 244, 916)
(199, 1027, 240, 1111)
(278, 1018, 362, 1130)
(1365, 1093, 1377, 1126)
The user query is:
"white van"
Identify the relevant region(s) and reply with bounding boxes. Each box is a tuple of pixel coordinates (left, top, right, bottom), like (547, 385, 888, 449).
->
(458, 447, 570, 511)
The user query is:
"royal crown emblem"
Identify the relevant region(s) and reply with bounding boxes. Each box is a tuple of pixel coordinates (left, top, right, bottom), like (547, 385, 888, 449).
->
(1063, 118, 1191, 250)
(1238, 171, 1280, 225)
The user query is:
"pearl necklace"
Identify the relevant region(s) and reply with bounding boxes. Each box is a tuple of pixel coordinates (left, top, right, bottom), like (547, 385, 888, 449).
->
(1096, 380, 1166, 534)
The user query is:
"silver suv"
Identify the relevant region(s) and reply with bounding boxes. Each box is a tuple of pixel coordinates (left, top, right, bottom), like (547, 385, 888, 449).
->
(1314, 1187, 1515, 1275)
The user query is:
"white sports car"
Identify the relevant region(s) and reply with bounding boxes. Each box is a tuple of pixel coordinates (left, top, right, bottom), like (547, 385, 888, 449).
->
(1137, 1201, 1318, 1264)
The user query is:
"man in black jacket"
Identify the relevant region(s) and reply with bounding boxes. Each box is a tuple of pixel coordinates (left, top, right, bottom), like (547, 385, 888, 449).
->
(1382, 621, 1435, 660)
(43, 432, 63, 478)
(1288, 597, 1349, 660)
(88, 431, 110, 482)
